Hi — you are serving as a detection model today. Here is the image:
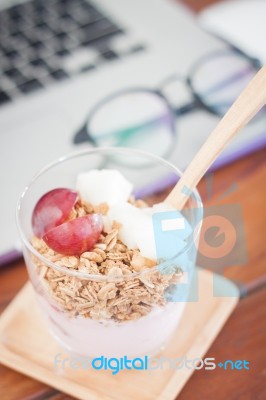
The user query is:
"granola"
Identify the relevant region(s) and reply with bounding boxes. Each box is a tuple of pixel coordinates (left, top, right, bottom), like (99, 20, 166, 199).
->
(31, 199, 183, 322)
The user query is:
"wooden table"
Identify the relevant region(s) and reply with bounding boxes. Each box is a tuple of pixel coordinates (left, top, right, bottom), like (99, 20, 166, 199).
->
(1, 1, 266, 399)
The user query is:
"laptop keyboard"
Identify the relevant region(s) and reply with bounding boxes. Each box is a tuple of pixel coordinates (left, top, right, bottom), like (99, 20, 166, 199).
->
(0, 0, 145, 106)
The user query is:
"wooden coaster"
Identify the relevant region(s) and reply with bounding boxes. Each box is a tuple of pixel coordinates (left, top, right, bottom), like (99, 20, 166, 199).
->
(0, 268, 238, 400)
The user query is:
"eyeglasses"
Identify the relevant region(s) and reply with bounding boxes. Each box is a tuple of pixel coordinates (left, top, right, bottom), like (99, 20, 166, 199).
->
(73, 49, 263, 163)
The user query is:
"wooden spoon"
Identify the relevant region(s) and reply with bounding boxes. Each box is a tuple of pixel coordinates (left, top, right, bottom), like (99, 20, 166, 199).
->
(165, 65, 266, 209)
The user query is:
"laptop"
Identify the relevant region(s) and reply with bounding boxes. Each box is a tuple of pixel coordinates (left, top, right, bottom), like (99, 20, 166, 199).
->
(0, 0, 263, 264)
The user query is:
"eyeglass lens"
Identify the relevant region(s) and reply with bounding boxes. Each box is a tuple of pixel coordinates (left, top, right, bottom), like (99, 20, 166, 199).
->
(190, 51, 262, 117)
(88, 91, 175, 161)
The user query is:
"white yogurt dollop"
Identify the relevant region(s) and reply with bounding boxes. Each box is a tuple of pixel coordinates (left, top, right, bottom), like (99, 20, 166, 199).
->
(77, 169, 133, 206)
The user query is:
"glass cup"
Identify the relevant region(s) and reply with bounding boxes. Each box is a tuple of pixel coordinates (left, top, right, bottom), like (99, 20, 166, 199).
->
(16, 147, 203, 358)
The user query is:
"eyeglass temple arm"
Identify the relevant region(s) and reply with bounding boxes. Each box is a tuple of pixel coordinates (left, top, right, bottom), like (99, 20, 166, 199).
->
(73, 114, 172, 145)
(73, 123, 97, 145)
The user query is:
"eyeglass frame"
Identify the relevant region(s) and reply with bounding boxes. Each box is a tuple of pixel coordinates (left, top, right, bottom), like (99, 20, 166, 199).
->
(73, 48, 262, 148)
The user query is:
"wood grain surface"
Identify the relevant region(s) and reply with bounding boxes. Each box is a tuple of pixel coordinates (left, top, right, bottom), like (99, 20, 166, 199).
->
(0, 0, 265, 399)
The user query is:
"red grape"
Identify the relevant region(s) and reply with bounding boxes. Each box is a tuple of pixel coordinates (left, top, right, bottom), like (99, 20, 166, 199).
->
(42, 214, 103, 256)
(32, 188, 78, 238)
